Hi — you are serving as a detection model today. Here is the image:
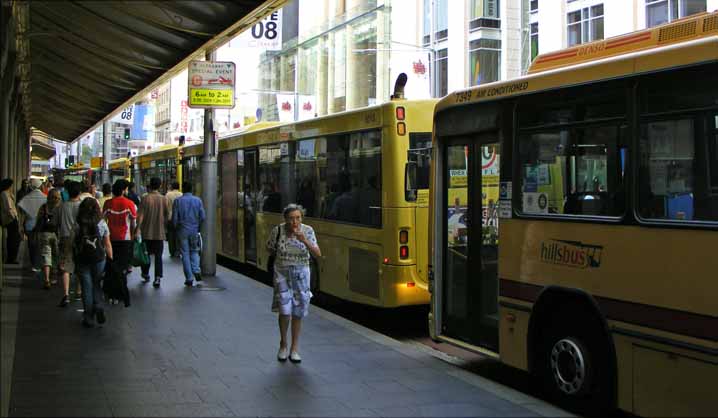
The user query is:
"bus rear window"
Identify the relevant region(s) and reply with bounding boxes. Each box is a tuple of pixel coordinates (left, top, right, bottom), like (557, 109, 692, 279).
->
(408, 133, 432, 192)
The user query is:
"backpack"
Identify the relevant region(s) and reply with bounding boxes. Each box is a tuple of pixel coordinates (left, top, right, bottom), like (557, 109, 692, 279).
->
(74, 224, 106, 264)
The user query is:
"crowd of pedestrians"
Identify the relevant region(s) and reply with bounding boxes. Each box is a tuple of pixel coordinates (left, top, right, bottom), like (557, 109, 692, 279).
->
(0, 175, 207, 328)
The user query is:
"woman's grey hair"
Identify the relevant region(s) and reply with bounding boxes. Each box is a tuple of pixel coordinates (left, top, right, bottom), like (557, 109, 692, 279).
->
(283, 203, 305, 218)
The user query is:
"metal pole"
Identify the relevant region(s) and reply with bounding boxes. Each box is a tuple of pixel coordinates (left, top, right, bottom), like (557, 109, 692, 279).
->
(103, 119, 111, 185)
(200, 50, 217, 276)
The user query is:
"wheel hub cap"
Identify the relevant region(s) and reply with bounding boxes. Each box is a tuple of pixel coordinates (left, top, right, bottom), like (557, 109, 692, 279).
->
(550, 338, 586, 395)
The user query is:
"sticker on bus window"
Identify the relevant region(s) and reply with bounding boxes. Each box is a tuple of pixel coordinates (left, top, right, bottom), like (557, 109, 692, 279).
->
(499, 182, 512, 200)
(499, 200, 512, 219)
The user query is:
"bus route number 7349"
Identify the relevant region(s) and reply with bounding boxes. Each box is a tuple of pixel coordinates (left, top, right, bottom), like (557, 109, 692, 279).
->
(455, 90, 473, 103)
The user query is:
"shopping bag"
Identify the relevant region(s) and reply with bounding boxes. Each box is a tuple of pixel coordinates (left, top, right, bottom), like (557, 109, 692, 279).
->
(131, 238, 150, 267)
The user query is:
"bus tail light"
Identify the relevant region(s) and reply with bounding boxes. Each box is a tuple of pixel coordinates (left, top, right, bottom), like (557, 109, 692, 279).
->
(399, 230, 408, 244)
(396, 106, 405, 120)
(383, 257, 390, 264)
(397, 122, 406, 136)
(400, 246, 409, 259)
(406, 282, 415, 288)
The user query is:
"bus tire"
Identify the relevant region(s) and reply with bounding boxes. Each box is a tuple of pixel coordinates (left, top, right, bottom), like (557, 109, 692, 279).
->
(538, 309, 613, 411)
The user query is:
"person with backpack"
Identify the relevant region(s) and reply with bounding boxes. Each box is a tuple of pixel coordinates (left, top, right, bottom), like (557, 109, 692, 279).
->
(57, 181, 82, 307)
(74, 198, 113, 328)
(35, 189, 61, 289)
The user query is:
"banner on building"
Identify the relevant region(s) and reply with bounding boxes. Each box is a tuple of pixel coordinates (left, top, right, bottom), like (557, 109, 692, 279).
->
(297, 95, 316, 121)
(234, 10, 282, 51)
(389, 48, 431, 100)
(276, 94, 294, 123)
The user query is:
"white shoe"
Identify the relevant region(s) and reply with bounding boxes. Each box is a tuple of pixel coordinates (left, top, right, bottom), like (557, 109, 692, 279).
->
(289, 351, 301, 363)
(277, 347, 288, 362)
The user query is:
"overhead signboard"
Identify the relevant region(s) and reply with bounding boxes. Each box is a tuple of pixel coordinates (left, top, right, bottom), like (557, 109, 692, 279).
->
(188, 61, 236, 109)
(110, 105, 134, 124)
(234, 10, 282, 50)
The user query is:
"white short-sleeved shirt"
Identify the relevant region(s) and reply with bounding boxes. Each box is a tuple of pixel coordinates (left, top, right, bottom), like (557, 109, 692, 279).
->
(267, 223, 318, 267)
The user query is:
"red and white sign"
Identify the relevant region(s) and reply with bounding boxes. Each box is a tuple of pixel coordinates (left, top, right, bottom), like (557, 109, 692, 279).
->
(187, 61, 236, 109)
(180, 100, 188, 133)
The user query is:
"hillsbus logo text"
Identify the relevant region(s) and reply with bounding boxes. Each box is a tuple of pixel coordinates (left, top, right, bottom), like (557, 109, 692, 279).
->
(540, 239, 603, 269)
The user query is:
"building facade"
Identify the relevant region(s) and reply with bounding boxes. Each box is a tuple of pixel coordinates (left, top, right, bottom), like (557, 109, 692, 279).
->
(531, 0, 717, 63)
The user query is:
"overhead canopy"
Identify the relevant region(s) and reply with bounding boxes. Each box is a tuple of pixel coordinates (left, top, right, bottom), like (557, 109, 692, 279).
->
(14, 0, 285, 143)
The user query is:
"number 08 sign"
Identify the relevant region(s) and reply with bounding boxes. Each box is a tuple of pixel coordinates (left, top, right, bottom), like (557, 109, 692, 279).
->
(188, 61, 236, 109)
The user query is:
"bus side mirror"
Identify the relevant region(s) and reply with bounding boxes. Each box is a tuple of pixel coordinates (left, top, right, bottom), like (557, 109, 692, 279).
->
(405, 161, 417, 201)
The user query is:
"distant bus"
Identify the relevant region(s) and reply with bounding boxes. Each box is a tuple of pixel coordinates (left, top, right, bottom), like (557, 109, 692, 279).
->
(428, 12, 717, 416)
(217, 97, 437, 307)
(133, 145, 181, 194)
(108, 157, 132, 184)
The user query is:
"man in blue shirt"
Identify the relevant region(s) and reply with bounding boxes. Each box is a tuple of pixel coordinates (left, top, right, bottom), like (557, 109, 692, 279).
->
(172, 182, 206, 286)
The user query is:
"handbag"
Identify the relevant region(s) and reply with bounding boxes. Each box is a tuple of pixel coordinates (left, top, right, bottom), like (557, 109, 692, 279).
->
(131, 238, 150, 266)
(267, 224, 282, 276)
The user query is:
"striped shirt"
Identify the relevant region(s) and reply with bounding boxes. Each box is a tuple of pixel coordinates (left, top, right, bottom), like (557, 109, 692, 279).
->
(104, 196, 137, 241)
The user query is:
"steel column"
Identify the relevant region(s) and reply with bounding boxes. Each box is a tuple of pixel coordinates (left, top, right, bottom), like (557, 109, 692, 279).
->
(200, 51, 217, 276)
(103, 119, 112, 185)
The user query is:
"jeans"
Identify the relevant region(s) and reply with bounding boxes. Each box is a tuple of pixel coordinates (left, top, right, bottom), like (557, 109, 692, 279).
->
(178, 232, 201, 282)
(77, 260, 106, 322)
(140, 240, 164, 278)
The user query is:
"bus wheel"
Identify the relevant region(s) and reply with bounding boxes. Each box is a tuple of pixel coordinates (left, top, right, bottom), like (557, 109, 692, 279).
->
(538, 313, 613, 410)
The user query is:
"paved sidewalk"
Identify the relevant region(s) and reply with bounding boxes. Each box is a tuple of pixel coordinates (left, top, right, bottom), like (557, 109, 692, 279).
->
(1, 256, 572, 417)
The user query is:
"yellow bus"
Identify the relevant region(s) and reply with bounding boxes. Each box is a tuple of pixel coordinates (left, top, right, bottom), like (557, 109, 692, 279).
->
(179, 143, 204, 195)
(428, 13, 717, 416)
(133, 145, 182, 194)
(108, 157, 132, 184)
(217, 97, 437, 307)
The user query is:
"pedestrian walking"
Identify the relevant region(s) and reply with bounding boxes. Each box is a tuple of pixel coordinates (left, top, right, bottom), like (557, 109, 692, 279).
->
(135, 177, 170, 288)
(103, 179, 136, 307)
(127, 182, 141, 208)
(0, 178, 21, 264)
(16, 178, 31, 203)
(74, 197, 112, 328)
(18, 178, 48, 271)
(35, 189, 61, 289)
(165, 182, 182, 257)
(172, 181, 205, 287)
(57, 181, 82, 307)
(267, 204, 321, 363)
(98, 183, 112, 209)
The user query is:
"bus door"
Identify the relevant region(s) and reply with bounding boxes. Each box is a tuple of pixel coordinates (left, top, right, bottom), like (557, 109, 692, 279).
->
(440, 136, 499, 351)
(243, 149, 259, 264)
